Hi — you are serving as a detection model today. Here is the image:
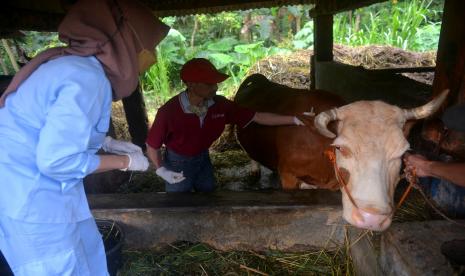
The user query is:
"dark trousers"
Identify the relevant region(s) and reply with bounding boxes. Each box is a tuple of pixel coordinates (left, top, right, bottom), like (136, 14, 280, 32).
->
(163, 149, 216, 193)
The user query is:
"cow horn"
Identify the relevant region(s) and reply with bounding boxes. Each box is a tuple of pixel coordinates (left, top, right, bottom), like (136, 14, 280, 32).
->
(403, 89, 449, 120)
(314, 108, 338, 138)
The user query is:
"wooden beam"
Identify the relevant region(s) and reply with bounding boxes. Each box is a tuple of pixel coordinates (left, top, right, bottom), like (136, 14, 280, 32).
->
(432, 0, 465, 104)
(147, 0, 316, 17)
(371, 66, 435, 74)
(1, 0, 317, 31)
(425, 0, 465, 160)
(0, 8, 63, 33)
(310, 0, 388, 16)
(313, 14, 333, 62)
(310, 54, 315, 89)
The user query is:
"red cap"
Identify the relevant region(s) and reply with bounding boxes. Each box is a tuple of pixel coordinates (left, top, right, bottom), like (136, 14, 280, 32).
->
(180, 58, 229, 84)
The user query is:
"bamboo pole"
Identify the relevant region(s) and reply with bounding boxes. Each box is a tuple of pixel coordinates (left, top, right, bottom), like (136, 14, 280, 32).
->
(1, 39, 20, 72)
(0, 56, 9, 75)
(190, 16, 198, 49)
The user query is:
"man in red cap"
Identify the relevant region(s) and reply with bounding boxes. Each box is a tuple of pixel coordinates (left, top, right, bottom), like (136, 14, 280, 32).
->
(146, 58, 308, 192)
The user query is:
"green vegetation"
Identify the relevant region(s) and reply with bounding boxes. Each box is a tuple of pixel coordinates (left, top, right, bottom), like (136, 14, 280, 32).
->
(0, 0, 444, 113)
(142, 0, 443, 113)
(332, 0, 441, 50)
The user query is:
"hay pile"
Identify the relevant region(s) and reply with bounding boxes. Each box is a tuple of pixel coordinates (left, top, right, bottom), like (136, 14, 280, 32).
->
(333, 44, 436, 69)
(248, 49, 313, 90)
(111, 101, 131, 141)
(247, 44, 436, 91)
(119, 242, 353, 275)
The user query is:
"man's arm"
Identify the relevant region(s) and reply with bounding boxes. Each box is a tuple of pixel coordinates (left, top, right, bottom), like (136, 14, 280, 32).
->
(429, 161, 465, 187)
(404, 154, 465, 187)
(146, 145, 163, 169)
(252, 112, 299, 126)
(146, 145, 186, 184)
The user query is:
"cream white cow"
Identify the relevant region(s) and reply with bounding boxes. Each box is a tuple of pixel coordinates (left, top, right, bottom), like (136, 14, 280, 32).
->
(314, 90, 448, 231)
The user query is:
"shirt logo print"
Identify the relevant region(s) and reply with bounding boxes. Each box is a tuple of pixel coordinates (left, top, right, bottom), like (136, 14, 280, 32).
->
(212, 113, 225, 119)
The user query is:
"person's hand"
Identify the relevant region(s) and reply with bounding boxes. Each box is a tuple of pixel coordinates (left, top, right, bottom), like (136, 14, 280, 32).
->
(403, 153, 432, 178)
(122, 152, 149, 171)
(102, 136, 142, 154)
(293, 116, 305, 126)
(156, 166, 186, 184)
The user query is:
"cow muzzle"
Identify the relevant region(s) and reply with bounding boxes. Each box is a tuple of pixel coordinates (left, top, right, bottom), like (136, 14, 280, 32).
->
(350, 208, 392, 231)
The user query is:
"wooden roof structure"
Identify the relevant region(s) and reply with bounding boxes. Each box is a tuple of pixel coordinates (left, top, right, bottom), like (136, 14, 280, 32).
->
(1, 0, 387, 35)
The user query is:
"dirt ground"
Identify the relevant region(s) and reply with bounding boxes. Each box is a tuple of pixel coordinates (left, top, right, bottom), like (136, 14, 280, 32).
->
(111, 44, 436, 192)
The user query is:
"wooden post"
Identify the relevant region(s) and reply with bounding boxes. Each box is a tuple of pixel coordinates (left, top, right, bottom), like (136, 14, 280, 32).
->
(312, 13, 333, 90)
(424, 0, 465, 161)
(310, 54, 315, 90)
(313, 14, 333, 62)
(432, 0, 465, 104)
(122, 86, 149, 150)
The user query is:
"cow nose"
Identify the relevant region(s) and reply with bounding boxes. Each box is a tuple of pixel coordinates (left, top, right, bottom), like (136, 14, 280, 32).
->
(351, 208, 392, 231)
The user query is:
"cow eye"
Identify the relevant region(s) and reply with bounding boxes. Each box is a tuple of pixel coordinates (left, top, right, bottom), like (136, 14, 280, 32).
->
(331, 144, 352, 158)
(330, 144, 341, 150)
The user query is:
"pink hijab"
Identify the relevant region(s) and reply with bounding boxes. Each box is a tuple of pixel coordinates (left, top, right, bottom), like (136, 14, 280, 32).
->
(0, 0, 169, 106)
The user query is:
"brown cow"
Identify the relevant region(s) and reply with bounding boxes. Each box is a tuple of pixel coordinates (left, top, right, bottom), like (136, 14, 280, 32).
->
(235, 74, 448, 231)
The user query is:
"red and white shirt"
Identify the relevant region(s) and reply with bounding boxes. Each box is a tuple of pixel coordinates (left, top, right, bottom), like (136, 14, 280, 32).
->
(146, 91, 255, 156)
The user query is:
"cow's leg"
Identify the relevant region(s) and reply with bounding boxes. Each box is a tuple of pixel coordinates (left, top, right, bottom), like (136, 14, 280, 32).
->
(279, 171, 300, 189)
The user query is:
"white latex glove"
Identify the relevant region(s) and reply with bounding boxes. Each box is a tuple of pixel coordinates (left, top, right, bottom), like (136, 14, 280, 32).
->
(121, 152, 149, 171)
(293, 116, 305, 126)
(156, 166, 186, 184)
(102, 136, 142, 154)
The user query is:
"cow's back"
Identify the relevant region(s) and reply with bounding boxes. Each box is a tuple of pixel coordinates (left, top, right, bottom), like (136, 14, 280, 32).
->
(235, 74, 342, 114)
(234, 74, 345, 189)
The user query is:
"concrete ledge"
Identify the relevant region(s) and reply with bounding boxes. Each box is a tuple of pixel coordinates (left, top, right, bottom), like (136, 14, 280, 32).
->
(88, 190, 345, 251)
(349, 220, 465, 276)
(381, 220, 465, 276)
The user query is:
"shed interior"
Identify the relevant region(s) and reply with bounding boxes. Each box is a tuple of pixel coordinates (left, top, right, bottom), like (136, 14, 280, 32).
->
(1, 0, 465, 275)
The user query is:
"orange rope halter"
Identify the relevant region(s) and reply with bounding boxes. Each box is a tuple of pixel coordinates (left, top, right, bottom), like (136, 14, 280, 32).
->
(325, 147, 359, 209)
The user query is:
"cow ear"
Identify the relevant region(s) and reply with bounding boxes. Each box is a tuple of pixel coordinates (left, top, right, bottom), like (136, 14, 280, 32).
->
(420, 118, 447, 144)
(402, 120, 416, 137)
